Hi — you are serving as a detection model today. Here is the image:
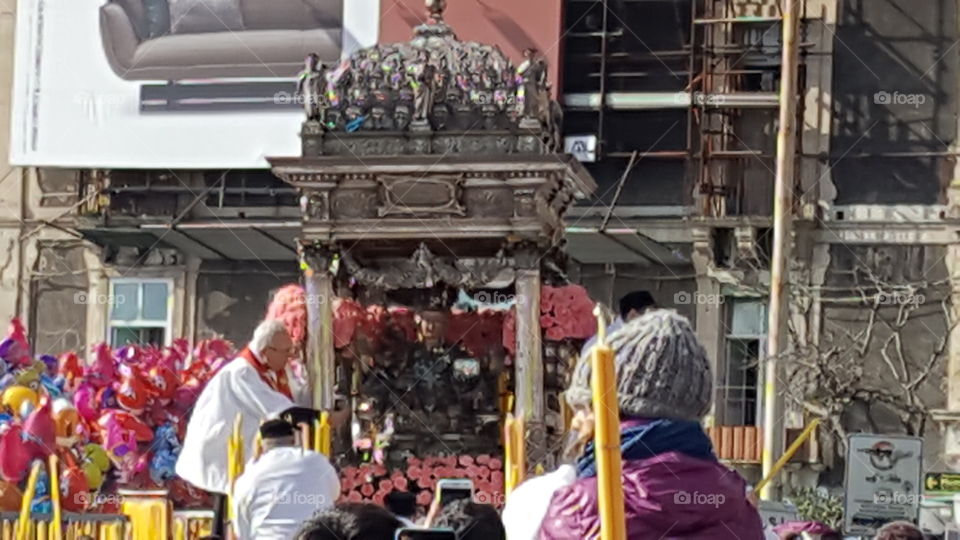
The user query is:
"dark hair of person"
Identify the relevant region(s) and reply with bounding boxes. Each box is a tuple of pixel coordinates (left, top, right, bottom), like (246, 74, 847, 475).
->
(874, 521, 924, 540)
(295, 503, 401, 540)
(259, 418, 296, 440)
(433, 500, 505, 540)
(294, 508, 357, 540)
(385, 490, 417, 518)
(780, 534, 841, 540)
(619, 291, 656, 319)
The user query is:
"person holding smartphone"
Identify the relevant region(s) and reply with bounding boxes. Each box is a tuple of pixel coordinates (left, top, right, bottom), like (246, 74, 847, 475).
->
(432, 499, 505, 540)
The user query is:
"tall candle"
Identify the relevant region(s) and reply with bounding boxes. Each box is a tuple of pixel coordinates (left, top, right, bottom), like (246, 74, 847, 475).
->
(591, 306, 626, 540)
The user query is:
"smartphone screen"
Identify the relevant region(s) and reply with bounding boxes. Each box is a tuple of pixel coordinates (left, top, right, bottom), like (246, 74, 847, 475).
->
(436, 478, 474, 507)
(439, 486, 472, 506)
(395, 528, 457, 540)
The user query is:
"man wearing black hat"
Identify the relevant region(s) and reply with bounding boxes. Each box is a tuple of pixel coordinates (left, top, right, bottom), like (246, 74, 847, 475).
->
(580, 290, 657, 356)
(232, 419, 340, 540)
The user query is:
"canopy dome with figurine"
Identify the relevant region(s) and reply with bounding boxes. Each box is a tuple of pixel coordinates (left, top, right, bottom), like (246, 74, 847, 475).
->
(297, 0, 560, 155)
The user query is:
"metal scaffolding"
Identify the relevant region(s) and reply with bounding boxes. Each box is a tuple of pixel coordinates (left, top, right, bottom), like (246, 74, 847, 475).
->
(562, 0, 806, 218)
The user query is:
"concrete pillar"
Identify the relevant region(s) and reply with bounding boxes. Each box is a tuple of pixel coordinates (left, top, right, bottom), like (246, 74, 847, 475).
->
(936, 238, 960, 468)
(936, 2, 960, 468)
(301, 244, 336, 410)
(184, 255, 201, 342)
(801, 0, 839, 215)
(690, 226, 723, 427)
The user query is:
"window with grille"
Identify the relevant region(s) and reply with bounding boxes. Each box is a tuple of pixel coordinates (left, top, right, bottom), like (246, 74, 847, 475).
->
(108, 279, 173, 346)
(717, 298, 766, 426)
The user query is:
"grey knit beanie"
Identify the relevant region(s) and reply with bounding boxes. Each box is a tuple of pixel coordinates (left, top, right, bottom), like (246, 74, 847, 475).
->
(566, 309, 713, 422)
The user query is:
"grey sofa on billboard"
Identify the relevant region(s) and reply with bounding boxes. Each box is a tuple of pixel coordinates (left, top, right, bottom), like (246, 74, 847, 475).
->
(99, 0, 343, 80)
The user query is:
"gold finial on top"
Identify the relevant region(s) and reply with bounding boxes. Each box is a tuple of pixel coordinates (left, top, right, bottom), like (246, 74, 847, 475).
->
(426, 0, 447, 23)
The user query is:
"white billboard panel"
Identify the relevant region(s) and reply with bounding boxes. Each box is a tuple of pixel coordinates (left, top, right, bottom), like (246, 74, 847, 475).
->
(10, 0, 379, 168)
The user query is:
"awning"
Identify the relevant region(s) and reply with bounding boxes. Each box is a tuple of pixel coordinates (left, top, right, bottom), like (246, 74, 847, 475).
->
(78, 220, 687, 267)
(564, 226, 688, 266)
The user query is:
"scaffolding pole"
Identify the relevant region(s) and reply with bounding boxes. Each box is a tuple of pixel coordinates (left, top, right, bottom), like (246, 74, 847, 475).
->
(761, 0, 800, 502)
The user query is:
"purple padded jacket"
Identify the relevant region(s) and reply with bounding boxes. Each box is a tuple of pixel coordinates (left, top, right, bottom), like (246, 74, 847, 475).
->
(539, 450, 764, 539)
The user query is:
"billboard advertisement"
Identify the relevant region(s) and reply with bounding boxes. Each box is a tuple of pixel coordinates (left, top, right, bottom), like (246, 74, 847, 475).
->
(10, 0, 379, 168)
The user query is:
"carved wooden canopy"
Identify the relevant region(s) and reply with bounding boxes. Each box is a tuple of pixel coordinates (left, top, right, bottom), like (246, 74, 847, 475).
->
(270, 155, 595, 259)
(271, 1, 597, 290)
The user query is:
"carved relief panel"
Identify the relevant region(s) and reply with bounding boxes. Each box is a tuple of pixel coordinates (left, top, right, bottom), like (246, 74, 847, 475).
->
(332, 190, 379, 220)
(463, 186, 513, 218)
(376, 175, 466, 217)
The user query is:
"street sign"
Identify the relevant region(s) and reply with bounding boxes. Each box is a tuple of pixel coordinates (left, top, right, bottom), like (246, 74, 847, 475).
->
(925, 472, 960, 493)
(843, 433, 923, 536)
(758, 500, 799, 540)
(564, 135, 597, 162)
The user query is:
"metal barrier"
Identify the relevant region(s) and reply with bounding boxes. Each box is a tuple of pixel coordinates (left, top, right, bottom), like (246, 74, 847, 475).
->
(173, 510, 214, 540)
(0, 512, 128, 540)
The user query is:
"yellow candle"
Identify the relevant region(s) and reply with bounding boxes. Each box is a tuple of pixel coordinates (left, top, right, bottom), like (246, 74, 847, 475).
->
(48, 455, 62, 540)
(226, 413, 244, 524)
(591, 306, 626, 540)
(318, 412, 331, 456)
(16, 462, 42, 540)
(503, 414, 516, 496)
(514, 416, 526, 487)
(299, 423, 311, 451)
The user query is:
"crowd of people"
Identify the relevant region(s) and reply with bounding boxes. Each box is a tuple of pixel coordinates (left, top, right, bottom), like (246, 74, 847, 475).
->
(177, 293, 933, 539)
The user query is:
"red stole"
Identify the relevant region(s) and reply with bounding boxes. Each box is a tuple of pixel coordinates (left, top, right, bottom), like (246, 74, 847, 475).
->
(239, 347, 293, 400)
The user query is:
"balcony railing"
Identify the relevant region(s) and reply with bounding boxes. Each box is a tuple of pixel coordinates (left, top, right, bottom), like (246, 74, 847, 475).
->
(707, 425, 820, 465)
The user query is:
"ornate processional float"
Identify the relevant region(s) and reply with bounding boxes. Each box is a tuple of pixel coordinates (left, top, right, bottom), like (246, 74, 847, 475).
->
(269, 0, 598, 505)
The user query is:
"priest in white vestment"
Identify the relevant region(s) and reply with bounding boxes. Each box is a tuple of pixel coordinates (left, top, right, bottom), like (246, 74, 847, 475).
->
(177, 319, 298, 536)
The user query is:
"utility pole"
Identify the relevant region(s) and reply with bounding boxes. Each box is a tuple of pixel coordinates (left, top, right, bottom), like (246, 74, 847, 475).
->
(761, 0, 801, 501)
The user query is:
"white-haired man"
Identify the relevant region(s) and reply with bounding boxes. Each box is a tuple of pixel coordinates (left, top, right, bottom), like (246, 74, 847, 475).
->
(177, 319, 298, 537)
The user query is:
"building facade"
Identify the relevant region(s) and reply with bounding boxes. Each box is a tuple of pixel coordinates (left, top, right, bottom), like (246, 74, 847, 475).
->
(3, 0, 960, 495)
